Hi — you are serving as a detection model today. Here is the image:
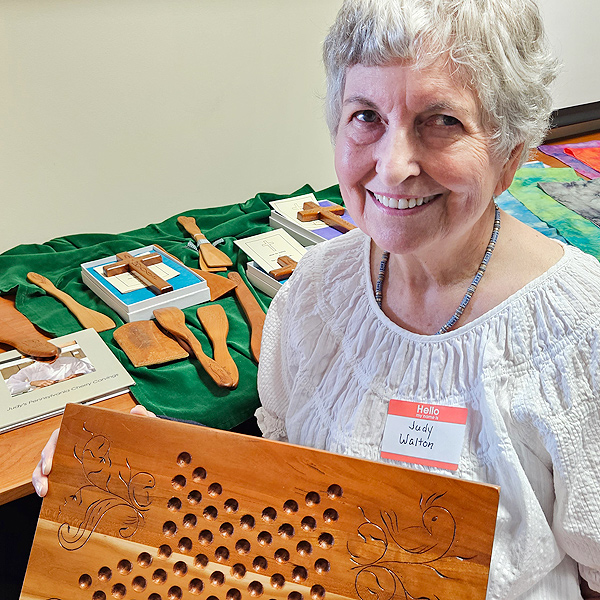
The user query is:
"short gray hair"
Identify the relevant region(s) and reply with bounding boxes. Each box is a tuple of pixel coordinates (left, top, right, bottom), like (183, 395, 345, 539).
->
(323, 0, 560, 163)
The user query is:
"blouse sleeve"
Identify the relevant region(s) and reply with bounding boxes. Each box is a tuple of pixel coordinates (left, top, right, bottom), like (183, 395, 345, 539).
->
(541, 334, 600, 592)
(255, 279, 293, 442)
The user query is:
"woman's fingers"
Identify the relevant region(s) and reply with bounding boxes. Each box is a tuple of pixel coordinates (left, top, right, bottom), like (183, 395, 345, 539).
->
(32, 427, 60, 497)
(130, 404, 157, 418)
(41, 427, 60, 475)
(32, 457, 47, 497)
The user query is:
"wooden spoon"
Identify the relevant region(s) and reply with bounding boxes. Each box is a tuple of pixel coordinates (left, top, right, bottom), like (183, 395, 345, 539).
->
(0, 296, 60, 358)
(153, 307, 234, 388)
(177, 216, 233, 269)
(227, 272, 266, 363)
(153, 245, 237, 301)
(27, 272, 116, 332)
(197, 305, 239, 388)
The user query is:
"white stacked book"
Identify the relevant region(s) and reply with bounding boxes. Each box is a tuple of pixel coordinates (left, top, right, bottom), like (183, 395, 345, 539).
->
(234, 230, 307, 298)
(81, 245, 210, 322)
(269, 193, 355, 246)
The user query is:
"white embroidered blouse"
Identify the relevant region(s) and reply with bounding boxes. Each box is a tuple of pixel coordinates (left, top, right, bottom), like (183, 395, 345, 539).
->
(256, 228, 600, 600)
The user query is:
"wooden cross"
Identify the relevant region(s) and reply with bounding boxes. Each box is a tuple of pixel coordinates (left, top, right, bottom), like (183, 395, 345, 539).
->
(297, 201, 356, 233)
(268, 255, 297, 281)
(103, 252, 173, 295)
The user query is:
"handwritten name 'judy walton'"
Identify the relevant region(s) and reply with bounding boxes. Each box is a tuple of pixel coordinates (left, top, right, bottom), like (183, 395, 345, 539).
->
(398, 420, 435, 449)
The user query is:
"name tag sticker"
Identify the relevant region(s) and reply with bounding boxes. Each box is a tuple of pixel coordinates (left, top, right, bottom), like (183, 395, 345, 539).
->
(380, 399, 468, 471)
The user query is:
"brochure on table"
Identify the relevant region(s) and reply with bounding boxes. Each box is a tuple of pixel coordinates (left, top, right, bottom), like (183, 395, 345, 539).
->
(0, 328, 135, 433)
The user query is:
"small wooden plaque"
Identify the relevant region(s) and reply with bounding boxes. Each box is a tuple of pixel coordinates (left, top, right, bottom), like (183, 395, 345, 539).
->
(20, 404, 499, 600)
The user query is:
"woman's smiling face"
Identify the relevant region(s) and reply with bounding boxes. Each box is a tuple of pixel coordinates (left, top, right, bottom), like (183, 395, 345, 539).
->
(334, 59, 519, 256)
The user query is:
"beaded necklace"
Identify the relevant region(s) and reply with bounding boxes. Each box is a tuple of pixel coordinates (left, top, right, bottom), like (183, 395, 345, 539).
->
(375, 203, 501, 335)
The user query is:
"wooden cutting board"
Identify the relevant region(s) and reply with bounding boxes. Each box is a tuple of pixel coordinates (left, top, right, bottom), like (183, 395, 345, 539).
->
(20, 404, 499, 600)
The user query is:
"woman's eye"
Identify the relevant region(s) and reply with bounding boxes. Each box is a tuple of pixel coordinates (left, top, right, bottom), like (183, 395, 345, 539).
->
(429, 114, 461, 127)
(354, 110, 379, 124)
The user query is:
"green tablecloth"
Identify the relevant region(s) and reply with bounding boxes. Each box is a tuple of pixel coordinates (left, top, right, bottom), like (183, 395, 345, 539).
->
(0, 184, 342, 430)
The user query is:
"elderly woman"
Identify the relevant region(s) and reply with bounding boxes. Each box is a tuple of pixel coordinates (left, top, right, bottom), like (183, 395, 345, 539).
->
(34, 0, 600, 597)
(256, 0, 600, 598)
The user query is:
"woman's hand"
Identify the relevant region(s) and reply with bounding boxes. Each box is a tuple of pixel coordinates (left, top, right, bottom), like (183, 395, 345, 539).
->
(31, 404, 157, 497)
(32, 427, 59, 497)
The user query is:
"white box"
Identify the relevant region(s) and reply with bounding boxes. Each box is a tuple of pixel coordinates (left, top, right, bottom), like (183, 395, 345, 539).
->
(81, 245, 210, 322)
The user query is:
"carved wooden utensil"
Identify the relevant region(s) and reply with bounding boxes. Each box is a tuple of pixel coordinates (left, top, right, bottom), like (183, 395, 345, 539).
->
(227, 272, 266, 363)
(153, 244, 237, 301)
(177, 216, 233, 269)
(21, 402, 499, 600)
(113, 320, 189, 367)
(27, 272, 116, 332)
(0, 295, 60, 358)
(197, 304, 239, 388)
(153, 306, 234, 388)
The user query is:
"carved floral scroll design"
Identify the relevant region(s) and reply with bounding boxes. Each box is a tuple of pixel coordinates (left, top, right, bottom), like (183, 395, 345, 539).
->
(57, 424, 155, 551)
(348, 492, 474, 600)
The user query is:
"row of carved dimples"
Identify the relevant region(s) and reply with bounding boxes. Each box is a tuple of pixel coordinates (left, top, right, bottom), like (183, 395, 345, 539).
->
(167, 452, 342, 594)
(77, 552, 205, 599)
(162, 493, 337, 571)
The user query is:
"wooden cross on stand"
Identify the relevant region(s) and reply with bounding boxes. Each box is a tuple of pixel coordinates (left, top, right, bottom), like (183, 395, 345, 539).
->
(103, 252, 173, 295)
(297, 201, 356, 233)
(268, 255, 298, 281)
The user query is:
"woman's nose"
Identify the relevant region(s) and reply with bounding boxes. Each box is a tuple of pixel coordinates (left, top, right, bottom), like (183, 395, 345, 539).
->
(375, 127, 421, 185)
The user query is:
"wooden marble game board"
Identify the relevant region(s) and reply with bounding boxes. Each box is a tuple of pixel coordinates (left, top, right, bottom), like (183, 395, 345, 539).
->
(20, 404, 499, 600)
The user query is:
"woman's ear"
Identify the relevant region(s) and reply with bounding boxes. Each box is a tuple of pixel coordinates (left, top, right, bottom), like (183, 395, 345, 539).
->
(494, 143, 525, 197)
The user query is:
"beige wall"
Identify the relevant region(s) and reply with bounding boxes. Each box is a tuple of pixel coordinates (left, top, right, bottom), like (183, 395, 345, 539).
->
(1, 1, 340, 252)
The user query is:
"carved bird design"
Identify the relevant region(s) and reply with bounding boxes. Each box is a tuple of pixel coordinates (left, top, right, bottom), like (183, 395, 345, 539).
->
(348, 494, 457, 568)
(382, 493, 457, 563)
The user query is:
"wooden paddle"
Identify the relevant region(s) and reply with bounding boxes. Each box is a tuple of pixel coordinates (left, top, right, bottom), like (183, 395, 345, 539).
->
(227, 272, 266, 363)
(177, 216, 233, 269)
(197, 304, 239, 388)
(0, 296, 60, 358)
(153, 307, 234, 388)
(113, 320, 189, 367)
(27, 272, 116, 332)
(153, 244, 236, 301)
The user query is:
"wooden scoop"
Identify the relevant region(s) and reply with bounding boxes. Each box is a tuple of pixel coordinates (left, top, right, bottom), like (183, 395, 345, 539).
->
(197, 305, 239, 388)
(177, 216, 233, 269)
(153, 245, 237, 301)
(153, 307, 234, 388)
(0, 296, 60, 358)
(227, 272, 266, 363)
(27, 272, 116, 332)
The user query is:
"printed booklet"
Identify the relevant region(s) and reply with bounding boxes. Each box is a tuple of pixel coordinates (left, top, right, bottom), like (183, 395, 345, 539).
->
(0, 328, 135, 433)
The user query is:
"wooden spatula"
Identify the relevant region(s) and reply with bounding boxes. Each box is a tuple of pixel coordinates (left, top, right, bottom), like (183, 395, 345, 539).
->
(0, 296, 60, 358)
(153, 307, 234, 388)
(27, 272, 116, 332)
(177, 216, 233, 269)
(197, 305, 239, 388)
(227, 272, 266, 363)
(113, 320, 189, 367)
(153, 245, 237, 301)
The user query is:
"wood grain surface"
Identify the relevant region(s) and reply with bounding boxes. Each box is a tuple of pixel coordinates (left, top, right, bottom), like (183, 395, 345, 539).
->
(21, 404, 499, 600)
